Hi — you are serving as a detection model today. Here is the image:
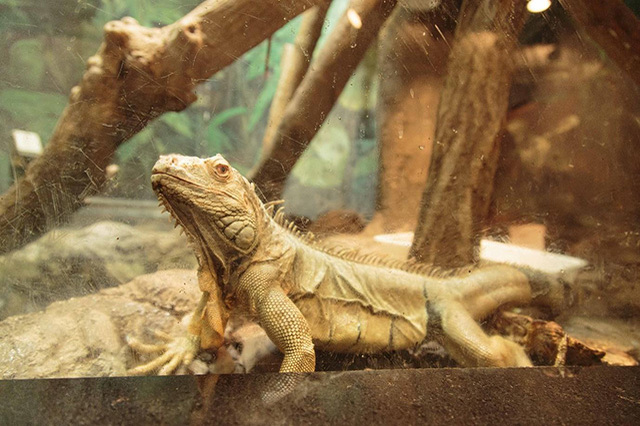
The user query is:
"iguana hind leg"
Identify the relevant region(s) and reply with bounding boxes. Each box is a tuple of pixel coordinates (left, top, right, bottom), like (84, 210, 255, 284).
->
(439, 301, 532, 367)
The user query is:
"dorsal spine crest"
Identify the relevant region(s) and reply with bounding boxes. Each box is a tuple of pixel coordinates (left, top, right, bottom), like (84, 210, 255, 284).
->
(268, 205, 473, 278)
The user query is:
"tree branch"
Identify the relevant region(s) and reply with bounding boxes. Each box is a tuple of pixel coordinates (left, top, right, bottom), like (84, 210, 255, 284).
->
(409, 0, 529, 267)
(0, 0, 330, 255)
(260, 4, 330, 159)
(250, 0, 398, 201)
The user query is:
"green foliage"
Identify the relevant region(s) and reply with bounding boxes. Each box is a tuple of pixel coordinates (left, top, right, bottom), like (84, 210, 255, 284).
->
(0, 149, 11, 193)
(241, 18, 302, 136)
(339, 47, 378, 111)
(0, 0, 97, 35)
(117, 127, 153, 163)
(353, 141, 378, 179)
(0, 89, 67, 141)
(91, 0, 201, 28)
(0, 89, 66, 118)
(292, 124, 351, 189)
(159, 112, 194, 139)
(245, 44, 270, 82)
(207, 106, 247, 153)
(8, 38, 45, 87)
(248, 78, 278, 132)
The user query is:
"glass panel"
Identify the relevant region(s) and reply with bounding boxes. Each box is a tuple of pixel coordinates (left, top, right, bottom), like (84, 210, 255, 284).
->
(0, 0, 638, 413)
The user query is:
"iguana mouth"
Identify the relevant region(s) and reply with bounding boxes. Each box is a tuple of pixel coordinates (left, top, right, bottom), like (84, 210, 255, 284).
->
(151, 171, 203, 190)
(155, 192, 195, 239)
(151, 171, 204, 240)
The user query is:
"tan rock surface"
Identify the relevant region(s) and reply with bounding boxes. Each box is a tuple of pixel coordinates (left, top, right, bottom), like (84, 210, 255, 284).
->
(0, 269, 200, 379)
(0, 221, 197, 320)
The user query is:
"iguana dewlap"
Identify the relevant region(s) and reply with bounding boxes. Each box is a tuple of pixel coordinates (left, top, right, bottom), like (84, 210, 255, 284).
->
(129, 154, 571, 374)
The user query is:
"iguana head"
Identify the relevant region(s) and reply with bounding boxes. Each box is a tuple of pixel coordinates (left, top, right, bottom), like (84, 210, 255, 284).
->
(151, 154, 262, 258)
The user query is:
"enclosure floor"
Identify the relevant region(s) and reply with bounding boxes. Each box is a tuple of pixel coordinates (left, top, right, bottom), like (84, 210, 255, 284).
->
(1, 366, 638, 424)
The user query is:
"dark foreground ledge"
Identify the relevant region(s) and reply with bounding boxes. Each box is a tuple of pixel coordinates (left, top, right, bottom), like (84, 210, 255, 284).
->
(1, 366, 639, 425)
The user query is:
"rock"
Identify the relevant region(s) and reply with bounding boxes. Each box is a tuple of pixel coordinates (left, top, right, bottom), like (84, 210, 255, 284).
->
(0, 269, 280, 379)
(0, 269, 201, 379)
(0, 221, 197, 320)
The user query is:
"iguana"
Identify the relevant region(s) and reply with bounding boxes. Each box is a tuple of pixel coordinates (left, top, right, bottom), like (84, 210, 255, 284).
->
(128, 153, 572, 375)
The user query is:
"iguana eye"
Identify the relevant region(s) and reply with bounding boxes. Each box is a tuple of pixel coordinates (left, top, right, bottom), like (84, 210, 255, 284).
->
(216, 164, 229, 175)
(209, 162, 230, 179)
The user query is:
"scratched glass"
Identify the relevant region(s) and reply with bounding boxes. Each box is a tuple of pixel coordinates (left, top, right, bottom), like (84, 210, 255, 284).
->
(0, 0, 639, 422)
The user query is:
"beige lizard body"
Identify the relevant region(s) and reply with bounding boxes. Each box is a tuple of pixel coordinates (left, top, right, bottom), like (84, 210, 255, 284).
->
(129, 154, 570, 374)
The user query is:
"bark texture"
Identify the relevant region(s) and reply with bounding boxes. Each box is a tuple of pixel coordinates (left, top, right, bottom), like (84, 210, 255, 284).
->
(0, 0, 329, 255)
(560, 0, 640, 87)
(366, 4, 456, 234)
(250, 0, 398, 201)
(409, 0, 528, 267)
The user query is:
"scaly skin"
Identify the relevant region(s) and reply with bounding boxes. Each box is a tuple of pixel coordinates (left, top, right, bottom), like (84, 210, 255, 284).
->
(129, 154, 570, 374)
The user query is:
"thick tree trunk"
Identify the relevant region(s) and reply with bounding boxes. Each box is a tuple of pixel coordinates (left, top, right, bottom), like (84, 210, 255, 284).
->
(250, 0, 398, 201)
(559, 0, 640, 87)
(0, 0, 329, 255)
(409, 0, 528, 267)
(366, 3, 456, 234)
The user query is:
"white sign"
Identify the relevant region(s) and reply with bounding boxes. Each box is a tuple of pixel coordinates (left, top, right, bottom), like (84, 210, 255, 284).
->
(12, 129, 43, 157)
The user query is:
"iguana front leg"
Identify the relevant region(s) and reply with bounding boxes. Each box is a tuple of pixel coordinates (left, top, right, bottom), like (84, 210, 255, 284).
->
(127, 293, 206, 375)
(128, 269, 228, 375)
(239, 265, 316, 373)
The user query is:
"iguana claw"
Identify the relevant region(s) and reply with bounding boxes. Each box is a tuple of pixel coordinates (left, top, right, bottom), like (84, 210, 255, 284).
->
(127, 331, 201, 376)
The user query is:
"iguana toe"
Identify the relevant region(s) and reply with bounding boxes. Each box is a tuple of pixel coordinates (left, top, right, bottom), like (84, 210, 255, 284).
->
(127, 333, 200, 375)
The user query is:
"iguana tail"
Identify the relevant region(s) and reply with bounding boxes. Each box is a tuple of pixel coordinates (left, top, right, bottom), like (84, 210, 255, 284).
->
(452, 265, 533, 321)
(433, 264, 573, 368)
(452, 264, 574, 320)
(517, 267, 575, 316)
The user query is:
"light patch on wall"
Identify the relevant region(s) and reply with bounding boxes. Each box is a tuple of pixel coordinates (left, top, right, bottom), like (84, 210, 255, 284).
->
(347, 8, 362, 29)
(527, 0, 552, 13)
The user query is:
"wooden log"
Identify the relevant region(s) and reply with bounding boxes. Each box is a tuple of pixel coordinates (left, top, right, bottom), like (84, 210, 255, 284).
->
(0, 0, 330, 255)
(409, 0, 529, 267)
(486, 311, 605, 366)
(250, 0, 398, 201)
(559, 0, 640, 87)
(366, 3, 456, 235)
